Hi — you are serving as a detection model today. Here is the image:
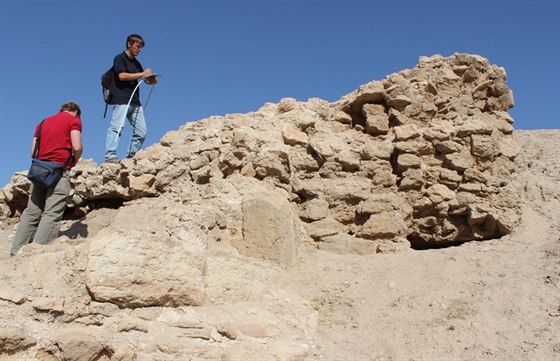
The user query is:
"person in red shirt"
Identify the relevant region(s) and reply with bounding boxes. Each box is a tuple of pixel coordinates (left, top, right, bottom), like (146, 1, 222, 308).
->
(10, 102, 83, 256)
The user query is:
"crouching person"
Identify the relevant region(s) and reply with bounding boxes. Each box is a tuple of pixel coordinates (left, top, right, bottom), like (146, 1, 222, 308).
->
(10, 101, 83, 256)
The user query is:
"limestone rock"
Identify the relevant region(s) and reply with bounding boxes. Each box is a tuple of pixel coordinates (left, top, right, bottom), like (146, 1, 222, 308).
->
(386, 95, 412, 111)
(282, 124, 309, 145)
(338, 80, 385, 116)
(32, 297, 65, 314)
(394, 124, 420, 141)
(0, 288, 27, 304)
(86, 228, 207, 307)
(398, 153, 422, 171)
(363, 103, 389, 135)
(355, 211, 408, 240)
(300, 198, 330, 221)
(54, 332, 105, 361)
(304, 217, 345, 241)
(0, 327, 37, 353)
(236, 188, 300, 266)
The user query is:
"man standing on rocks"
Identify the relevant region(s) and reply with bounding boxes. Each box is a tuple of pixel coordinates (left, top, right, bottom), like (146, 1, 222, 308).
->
(10, 102, 83, 256)
(104, 34, 157, 163)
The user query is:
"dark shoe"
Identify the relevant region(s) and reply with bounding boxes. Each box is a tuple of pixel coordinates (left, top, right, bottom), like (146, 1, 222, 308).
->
(104, 158, 120, 164)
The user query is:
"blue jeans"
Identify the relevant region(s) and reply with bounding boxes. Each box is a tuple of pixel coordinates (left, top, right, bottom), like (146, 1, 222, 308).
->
(105, 104, 147, 159)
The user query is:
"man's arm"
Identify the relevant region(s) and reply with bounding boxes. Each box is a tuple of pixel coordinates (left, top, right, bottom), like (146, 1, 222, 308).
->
(70, 130, 83, 163)
(118, 68, 153, 82)
(30, 137, 37, 156)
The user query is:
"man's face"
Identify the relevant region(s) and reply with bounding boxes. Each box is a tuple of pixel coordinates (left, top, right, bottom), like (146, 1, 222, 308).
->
(128, 41, 143, 57)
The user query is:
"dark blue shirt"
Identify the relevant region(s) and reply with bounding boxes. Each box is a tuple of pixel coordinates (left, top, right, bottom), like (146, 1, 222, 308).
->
(112, 51, 144, 105)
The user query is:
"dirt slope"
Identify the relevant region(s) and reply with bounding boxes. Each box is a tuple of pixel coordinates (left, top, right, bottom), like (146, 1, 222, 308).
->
(284, 129, 560, 360)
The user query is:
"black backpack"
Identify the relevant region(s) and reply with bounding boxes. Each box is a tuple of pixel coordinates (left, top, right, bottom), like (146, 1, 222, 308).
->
(101, 67, 115, 118)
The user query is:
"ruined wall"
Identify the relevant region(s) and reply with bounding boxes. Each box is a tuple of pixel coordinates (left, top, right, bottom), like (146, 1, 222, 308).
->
(327, 53, 522, 248)
(0, 53, 521, 251)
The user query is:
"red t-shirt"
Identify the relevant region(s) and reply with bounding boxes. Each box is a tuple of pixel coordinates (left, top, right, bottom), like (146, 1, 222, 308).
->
(33, 112, 82, 168)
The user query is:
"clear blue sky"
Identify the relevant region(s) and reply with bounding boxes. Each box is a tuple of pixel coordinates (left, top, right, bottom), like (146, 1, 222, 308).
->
(1, 0, 559, 187)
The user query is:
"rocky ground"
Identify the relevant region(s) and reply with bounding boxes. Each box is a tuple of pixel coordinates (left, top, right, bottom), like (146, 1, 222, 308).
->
(0, 130, 558, 360)
(286, 129, 559, 360)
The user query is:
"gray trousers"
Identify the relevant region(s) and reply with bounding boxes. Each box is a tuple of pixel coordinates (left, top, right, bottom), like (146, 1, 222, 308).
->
(10, 175, 70, 255)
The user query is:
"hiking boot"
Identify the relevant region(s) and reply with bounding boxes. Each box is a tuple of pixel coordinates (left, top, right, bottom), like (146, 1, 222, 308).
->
(104, 158, 120, 164)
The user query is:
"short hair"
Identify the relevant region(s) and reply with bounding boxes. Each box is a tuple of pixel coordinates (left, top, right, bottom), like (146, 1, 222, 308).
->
(60, 101, 81, 118)
(126, 34, 145, 48)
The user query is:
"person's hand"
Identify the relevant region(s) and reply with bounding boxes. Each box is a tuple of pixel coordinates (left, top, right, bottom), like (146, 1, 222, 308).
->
(143, 69, 158, 84)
